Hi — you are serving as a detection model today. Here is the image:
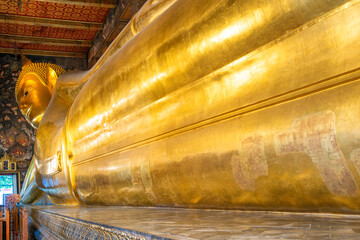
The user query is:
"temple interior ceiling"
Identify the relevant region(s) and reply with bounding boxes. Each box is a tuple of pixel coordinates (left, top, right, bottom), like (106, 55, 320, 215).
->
(0, 0, 145, 66)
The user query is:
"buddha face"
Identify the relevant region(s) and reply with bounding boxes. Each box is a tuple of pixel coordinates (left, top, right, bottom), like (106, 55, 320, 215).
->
(17, 73, 52, 128)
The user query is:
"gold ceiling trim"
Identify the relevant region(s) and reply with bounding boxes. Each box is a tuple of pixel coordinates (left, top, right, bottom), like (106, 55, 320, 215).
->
(0, 34, 92, 47)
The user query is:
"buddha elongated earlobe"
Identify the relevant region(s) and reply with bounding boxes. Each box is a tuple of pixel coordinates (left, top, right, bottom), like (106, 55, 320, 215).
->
(46, 66, 58, 93)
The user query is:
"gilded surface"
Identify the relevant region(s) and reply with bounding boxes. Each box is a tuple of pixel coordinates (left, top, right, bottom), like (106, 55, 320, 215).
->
(15, 57, 65, 128)
(17, 0, 360, 212)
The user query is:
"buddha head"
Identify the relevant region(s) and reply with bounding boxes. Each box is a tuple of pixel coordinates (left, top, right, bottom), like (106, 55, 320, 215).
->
(15, 53, 65, 128)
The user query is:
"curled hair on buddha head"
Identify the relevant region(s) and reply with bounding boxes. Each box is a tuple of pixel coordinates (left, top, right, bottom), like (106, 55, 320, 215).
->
(15, 51, 65, 104)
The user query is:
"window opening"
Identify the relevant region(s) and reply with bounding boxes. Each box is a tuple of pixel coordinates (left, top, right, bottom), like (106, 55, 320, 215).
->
(0, 174, 18, 205)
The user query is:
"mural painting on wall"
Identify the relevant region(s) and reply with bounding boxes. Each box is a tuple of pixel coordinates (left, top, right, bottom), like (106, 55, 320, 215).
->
(0, 54, 36, 186)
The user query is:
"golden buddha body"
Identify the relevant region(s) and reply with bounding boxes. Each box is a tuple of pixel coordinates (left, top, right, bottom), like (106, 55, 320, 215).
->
(17, 0, 360, 212)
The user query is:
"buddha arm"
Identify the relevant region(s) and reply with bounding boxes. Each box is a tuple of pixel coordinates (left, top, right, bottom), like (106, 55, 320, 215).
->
(20, 156, 42, 204)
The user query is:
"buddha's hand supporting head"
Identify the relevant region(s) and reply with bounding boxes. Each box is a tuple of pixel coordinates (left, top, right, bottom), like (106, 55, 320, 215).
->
(15, 60, 65, 129)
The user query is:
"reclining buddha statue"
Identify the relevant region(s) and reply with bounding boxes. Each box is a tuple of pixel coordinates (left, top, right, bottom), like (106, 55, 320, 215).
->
(17, 0, 360, 212)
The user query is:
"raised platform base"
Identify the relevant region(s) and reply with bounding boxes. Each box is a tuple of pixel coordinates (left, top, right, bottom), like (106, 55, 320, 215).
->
(26, 205, 360, 239)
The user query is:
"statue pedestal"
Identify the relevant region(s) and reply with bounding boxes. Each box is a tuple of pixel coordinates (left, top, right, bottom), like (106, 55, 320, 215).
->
(25, 205, 360, 239)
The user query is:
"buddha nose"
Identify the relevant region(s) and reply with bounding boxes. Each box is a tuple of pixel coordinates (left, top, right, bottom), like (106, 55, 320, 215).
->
(19, 104, 29, 114)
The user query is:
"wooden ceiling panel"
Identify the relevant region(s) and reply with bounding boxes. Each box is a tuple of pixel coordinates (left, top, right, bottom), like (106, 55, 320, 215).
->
(0, 0, 145, 60)
(0, 23, 97, 40)
(0, 14, 103, 30)
(0, 1, 110, 23)
(0, 34, 92, 47)
(0, 41, 88, 53)
(33, 0, 117, 8)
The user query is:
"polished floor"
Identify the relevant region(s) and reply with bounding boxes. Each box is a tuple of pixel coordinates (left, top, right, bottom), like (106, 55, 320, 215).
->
(29, 205, 360, 239)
